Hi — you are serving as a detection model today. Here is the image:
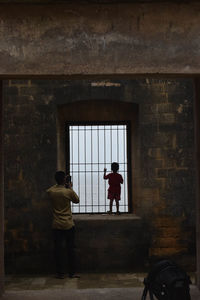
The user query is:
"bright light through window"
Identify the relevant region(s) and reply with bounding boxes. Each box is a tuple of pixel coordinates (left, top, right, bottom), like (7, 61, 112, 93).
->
(68, 125, 128, 213)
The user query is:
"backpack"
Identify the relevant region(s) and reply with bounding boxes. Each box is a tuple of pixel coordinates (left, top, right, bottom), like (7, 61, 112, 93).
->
(141, 260, 191, 300)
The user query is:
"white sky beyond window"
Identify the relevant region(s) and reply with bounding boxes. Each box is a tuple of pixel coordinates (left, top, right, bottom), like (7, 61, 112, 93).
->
(69, 125, 128, 213)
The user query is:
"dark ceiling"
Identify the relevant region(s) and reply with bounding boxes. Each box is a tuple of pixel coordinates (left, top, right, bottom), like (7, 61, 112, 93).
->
(0, 0, 197, 3)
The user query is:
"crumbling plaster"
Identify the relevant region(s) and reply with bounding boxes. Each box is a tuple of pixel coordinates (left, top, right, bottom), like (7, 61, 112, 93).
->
(0, 2, 200, 75)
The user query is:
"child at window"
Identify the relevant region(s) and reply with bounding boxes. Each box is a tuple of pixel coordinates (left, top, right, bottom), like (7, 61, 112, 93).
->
(103, 162, 123, 215)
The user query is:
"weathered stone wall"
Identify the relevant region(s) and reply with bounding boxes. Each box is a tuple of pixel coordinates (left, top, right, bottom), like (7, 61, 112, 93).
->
(194, 79, 200, 288)
(0, 2, 200, 75)
(0, 81, 4, 294)
(4, 78, 195, 273)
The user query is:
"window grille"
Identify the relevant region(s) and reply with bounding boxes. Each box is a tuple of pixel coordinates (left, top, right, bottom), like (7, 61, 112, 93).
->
(66, 124, 129, 213)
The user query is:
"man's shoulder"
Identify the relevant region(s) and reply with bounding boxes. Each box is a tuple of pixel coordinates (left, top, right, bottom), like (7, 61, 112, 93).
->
(47, 184, 66, 193)
(46, 184, 57, 192)
(63, 188, 74, 196)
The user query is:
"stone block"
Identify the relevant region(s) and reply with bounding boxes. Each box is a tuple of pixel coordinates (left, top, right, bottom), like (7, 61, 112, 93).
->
(149, 247, 188, 257)
(144, 132, 174, 148)
(3, 86, 19, 96)
(148, 148, 163, 159)
(157, 103, 176, 113)
(9, 80, 30, 86)
(140, 104, 158, 114)
(152, 227, 182, 239)
(152, 237, 180, 248)
(20, 86, 43, 96)
(152, 216, 184, 227)
(142, 113, 175, 125)
(157, 168, 175, 178)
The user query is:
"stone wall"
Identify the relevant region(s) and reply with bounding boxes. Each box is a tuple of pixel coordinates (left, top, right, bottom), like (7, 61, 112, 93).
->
(0, 2, 200, 75)
(3, 78, 196, 273)
(0, 81, 4, 294)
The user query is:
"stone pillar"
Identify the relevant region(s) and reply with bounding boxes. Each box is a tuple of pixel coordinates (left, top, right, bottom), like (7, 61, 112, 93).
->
(195, 78, 200, 289)
(0, 80, 4, 296)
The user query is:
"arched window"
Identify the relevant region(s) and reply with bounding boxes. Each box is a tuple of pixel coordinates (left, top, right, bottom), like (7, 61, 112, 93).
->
(57, 100, 138, 214)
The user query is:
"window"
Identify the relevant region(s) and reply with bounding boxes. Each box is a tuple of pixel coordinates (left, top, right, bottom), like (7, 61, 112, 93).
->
(66, 123, 130, 213)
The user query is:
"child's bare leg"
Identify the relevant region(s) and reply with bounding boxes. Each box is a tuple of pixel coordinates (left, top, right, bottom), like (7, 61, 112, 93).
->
(116, 200, 120, 214)
(109, 199, 113, 212)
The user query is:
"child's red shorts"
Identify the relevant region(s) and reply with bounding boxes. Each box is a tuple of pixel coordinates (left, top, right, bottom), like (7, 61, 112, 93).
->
(107, 191, 121, 201)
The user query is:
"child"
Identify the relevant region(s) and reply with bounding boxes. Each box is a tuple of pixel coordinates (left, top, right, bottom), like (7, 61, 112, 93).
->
(103, 162, 123, 215)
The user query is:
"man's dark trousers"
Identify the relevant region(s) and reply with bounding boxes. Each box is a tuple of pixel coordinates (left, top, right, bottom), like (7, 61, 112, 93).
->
(53, 226, 75, 277)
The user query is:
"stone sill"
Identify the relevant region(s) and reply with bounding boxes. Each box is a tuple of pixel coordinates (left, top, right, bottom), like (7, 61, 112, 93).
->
(73, 213, 141, 221)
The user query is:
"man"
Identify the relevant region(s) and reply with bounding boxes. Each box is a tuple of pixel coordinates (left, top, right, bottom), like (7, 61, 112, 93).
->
(47, 171, 80, 279)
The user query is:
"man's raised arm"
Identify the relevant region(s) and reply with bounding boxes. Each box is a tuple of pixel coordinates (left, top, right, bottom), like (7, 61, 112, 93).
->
(70, 189, 80, 204)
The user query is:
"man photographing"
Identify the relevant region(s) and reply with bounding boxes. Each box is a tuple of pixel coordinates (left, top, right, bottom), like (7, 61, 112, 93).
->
(47, 171, 80, 279)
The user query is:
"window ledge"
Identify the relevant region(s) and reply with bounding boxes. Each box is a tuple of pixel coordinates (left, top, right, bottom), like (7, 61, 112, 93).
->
(73, 213, 141, 221)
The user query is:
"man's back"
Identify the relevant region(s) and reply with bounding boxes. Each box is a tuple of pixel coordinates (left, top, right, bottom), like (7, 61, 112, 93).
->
(47, 184, 79, 230)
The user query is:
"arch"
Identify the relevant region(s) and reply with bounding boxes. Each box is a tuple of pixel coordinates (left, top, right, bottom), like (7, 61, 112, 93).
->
(57, 99, 139, 213)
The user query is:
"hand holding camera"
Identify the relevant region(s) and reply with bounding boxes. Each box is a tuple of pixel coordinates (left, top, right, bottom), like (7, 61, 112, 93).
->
(65, 175, 72, 188)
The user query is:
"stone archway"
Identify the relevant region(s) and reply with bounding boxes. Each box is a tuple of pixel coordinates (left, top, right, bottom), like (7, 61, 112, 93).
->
(57, 99, 139, 213)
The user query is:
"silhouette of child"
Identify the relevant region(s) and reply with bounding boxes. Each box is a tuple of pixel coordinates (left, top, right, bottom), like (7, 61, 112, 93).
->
(103, 162, 123, 215)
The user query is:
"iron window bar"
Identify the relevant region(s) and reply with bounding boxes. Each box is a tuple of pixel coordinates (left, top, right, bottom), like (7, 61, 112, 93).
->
(66, 122, 130, 214)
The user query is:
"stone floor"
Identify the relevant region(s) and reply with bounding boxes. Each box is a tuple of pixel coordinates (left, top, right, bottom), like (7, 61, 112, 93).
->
(4, 273, 145, 290)
(1, 273, 200, 299)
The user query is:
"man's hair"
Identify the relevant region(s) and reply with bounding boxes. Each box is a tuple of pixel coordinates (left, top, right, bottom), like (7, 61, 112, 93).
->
(111, 162, 119, 172)
(55, 171, 66, 184)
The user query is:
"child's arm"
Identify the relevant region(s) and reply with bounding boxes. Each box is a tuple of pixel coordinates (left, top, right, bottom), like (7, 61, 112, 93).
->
(103, 168, 108, 179)
(120, 174, 123, 184)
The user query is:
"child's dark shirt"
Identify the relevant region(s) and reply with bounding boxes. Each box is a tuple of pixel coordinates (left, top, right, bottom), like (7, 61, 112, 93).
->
(104, 172, 123, 200)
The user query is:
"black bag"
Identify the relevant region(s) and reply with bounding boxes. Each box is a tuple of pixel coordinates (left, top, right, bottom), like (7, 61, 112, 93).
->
(141, 260, 191, 300)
